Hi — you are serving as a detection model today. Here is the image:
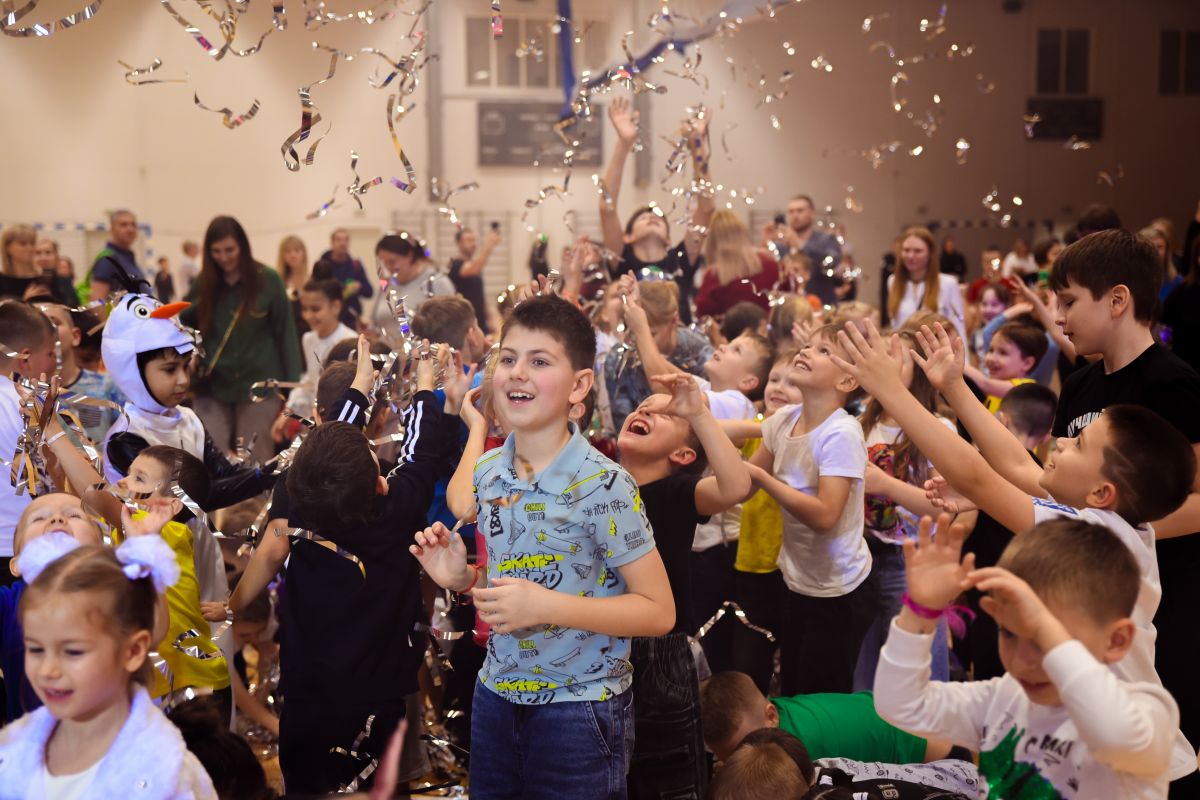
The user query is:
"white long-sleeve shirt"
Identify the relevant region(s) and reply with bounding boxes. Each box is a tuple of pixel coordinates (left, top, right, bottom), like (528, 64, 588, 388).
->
(888, 272, 967, 342)
(875, 621, 1178, 799)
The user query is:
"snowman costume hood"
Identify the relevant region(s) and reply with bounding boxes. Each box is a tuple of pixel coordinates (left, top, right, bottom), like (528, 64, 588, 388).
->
(100, 295, 207, 483)
(101, 295, 195, 415)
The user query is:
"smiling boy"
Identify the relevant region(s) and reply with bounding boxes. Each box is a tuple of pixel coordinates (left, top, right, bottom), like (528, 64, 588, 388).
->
(413, 294, 674, 800)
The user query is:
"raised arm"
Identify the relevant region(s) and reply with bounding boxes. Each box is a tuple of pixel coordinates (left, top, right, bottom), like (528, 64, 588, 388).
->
(459, 228, 501, 278)
(600, 96, 639, 257)
(649, 374, 751, 515)
(1006, 278, 1077, 363)
(619, 275, 685, 384)
(446, 387, 488, 522)
(832, 322, 1036, 534)
(682, 112, 713, 266)
(913, 323, 1044, 496)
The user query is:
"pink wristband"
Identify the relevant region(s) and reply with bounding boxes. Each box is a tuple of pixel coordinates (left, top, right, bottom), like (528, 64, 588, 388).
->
(902, 593, 944, 619)
(902, 593, 976, 637)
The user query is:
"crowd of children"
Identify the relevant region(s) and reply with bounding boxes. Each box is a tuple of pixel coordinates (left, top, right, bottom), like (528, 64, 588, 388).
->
(2, 109, 1200, 800)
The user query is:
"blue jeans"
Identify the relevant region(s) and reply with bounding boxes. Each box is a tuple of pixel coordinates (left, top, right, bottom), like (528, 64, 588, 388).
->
(470, 680, 635, 799)
(854, 544, 949, 692)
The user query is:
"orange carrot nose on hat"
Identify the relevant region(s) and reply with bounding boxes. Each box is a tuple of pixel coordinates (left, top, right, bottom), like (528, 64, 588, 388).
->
(149, 301, 191, 319)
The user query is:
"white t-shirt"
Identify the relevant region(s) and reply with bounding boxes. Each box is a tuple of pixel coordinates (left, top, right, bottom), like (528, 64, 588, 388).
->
(42, 761, 101, 800)
(692, 378, 756, 551)
(1032, 498, 1195, 781)
(1001, 251, 1038, 278)
(887, 272, 967, 342)
(288, 322, 356, 415)
(0, 377, 32, 557)
(761, 404, 870, 596)
(876, 623, 1178, 799)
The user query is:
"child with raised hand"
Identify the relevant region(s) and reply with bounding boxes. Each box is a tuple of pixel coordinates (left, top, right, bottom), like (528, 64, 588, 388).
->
(413, 294, 674, 800)
(746, 324, 873, 695)
(876, 513, 1179, 799)
(621, 272, 769, 672)
(831, 319, 1198, 780)
(853, 330, 954, 691)
(605, 276, 713, 433)
(0, 525, 217, 798)
(617, 371, 751, 799)
(257, 334, 455, 795)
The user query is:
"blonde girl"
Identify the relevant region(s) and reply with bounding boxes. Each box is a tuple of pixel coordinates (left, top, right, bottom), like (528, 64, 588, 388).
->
(0, 531, 216, 798)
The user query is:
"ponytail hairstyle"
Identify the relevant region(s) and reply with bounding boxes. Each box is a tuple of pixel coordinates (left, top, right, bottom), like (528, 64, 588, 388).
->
(19, 545, 158, 687)
(887, 226, 941, 323)
(858, 330, 947, 487)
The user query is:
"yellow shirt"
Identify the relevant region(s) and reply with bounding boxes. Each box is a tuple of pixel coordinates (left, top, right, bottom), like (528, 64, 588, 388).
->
(985, 377, 1035, 414)
(735, 439, 783, 574)
(119, 518, 230, 696)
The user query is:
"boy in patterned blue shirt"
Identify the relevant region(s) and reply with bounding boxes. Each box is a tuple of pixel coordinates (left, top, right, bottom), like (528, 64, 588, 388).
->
(413, 294, 675, 799)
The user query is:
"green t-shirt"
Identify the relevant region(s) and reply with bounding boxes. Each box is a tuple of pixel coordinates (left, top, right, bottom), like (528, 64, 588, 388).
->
(772, 691, 927, 764)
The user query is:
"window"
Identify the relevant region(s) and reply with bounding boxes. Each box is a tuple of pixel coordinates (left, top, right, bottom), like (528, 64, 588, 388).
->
(1035, 28, 1090, 95)
(465, 17, 608, 90)
(1160, 29, 1200, 95)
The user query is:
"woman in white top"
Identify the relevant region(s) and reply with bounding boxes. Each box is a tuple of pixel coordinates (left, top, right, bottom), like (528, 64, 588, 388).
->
(886, 226, 966, 340)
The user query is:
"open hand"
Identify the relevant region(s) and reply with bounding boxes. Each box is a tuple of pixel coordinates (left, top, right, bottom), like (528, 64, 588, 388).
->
(441, 350, 478, 415)
(608, 96, 640, 144)
(829, 320, 906, 395)
(410, 522, 472, 591)
(967, 567, 1059, 644)
(903, 513, 974, 612)
(458, 386, 487, 432)
(911, 323, 965, 391)
(649, 373, 706, 417)
(121, 498, 176, 539)
(473, 577, 555, 634)
(923, 474, 977, 514)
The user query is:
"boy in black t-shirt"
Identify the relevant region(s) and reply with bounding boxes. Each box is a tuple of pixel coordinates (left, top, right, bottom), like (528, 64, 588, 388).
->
(599, 96, 710, 323)
(1047, 229, 1200, 795)
(617, 373, 752, 799)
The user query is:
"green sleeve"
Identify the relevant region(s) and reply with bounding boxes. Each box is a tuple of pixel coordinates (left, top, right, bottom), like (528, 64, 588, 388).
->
(266, 267, 302, 381)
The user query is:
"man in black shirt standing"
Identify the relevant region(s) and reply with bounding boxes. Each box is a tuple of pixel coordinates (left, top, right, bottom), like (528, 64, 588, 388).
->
(448, 226, 500, 328)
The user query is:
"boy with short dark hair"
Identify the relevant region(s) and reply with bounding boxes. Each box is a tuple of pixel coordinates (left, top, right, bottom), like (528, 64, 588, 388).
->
(876, 515, 1179, 798)
(412, 294, 488, 364)
(412, 294, 675, 799)
(620, 277, 771, 672)
(700, 671, 940, 766)
(1048, 228, 1200, 794)
(996, 381, 1057, 449)
(617, 375, 751, 798)
(834, 319, 1198, 782)
(272, 336, 455, 793)
(0, 301, 58, 569)
(30, 296, 125, 442)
